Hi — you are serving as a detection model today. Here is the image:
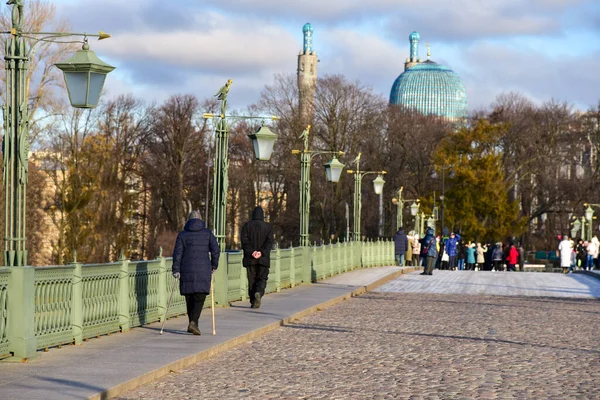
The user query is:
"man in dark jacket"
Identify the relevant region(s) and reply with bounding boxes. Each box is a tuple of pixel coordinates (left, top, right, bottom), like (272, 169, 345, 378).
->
(241, 206, 274, 309)
(172, 210, 219, 335)
(393, 227, 408, 266)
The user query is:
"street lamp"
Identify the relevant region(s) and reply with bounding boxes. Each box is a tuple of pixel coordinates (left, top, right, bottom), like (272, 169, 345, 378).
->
(373, 175, 385, 237)
(248, 122, 278, 161)
(431, 164, 454, 236)
(346, 153, 386, 240)
(391, 187, 420, 233)
(292, 126, 345, 246)
(584, 204, 600, 240)
(571, 218, 581, 240)
(2, 1, 114, 267)
(203, 80, 279, 250)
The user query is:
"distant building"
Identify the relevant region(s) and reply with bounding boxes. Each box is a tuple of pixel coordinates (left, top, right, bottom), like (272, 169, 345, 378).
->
(297, 23, 318, 124)
(389, 31, 468, 122)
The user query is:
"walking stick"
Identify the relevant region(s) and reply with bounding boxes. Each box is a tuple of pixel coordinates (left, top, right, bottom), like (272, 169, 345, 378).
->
(211, 272, 216, 335)
(160, 277, 178, 335)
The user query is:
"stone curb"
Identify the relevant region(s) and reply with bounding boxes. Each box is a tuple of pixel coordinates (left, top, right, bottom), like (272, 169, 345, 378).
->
(90, 266, 419, 400)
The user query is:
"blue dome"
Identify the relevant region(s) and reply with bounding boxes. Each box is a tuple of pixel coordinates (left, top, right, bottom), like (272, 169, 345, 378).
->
(389, 60, 468, 122)
(303, 23, 313, 33)
(409, 31, 420, 41)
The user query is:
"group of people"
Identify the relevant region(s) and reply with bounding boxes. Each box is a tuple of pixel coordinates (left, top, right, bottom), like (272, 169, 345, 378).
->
(171, 207, 274, 335)
(394, 227, 526, 275)
(557, 234, 600, 274)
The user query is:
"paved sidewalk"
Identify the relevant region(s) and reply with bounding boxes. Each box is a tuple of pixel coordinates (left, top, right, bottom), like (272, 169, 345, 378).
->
(0, 265, 414, 400)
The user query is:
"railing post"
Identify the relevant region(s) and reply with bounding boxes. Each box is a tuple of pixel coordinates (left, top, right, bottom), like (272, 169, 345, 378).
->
(275, 247, 281, 292)
(119, 254, 130, 332)
(336, 241, 342, 274)
(213, 255, 229, 306)
(302, 246, 315, 283)
(71, 260, 83, 345)
(311, 243, 319, 282)
(157, 250, 167, 323)
(6, 266, 37, 361)
(240, 257, 248, 302)
(290, 247, 296, 288)
(330, 242, 334, 276)
(343, 241, 348, 272)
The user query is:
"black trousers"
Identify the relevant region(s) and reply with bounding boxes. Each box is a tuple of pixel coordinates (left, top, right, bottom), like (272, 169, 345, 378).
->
(247, 264, 269, 303)
(185, 293, 207, 324)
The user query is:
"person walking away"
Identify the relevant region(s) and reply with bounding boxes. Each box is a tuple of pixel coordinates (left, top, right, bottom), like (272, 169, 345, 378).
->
(405, 231, 414, 266)
(439, 240, 449, 270)
(517, 242, 525, 271)
(576, 239, 586, 270)
(241, 206, 274, 309)
(393, 227, 409, 267)
(492, 243, 504, 271)
(172, 211, 220, 336)
(476, 243, 487, 271)
(444, 232, 461, 270)
(457, 239, 466, 271)
(558, 235, 572, 274)
(466, 242, 476, 270)
(420, 227, 437, 275)
(586, 238, 598, 271)
(506, 242, 519, 271)
(412, 234, 421, 266)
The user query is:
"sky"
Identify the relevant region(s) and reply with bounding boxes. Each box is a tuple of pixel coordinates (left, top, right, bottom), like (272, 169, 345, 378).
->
(52, 0, 600, 112)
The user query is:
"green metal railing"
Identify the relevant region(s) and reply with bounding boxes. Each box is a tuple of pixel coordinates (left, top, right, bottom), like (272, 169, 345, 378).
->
(1, 240, 395, 360)
(81, 263, 120, 340)
(33, 266, 74, 350)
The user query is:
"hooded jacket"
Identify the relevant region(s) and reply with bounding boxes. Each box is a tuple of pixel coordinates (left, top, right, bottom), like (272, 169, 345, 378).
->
(172, 218, 220, 294)
(443, 233, 461, 257)
(421, 228, 437, 258)
(241, 207, 275, 268)
(394, 229, 408, 255)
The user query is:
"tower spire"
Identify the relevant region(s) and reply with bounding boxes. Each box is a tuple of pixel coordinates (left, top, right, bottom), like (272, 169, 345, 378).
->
(303, 23, 314, 54)
(409, 31, 420, 62)
(298, 23, 318, 124)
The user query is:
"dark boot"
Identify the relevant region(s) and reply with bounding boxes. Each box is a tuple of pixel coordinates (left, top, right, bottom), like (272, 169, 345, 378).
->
(188, 321, 201, 335)
(253, 292, 261, 309)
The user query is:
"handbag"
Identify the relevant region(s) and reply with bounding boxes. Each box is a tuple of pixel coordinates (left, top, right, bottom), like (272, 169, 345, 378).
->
(442, 251, 449, 262)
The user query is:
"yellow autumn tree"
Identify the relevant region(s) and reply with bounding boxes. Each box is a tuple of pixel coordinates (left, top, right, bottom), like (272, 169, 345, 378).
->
(434, 119, 526, 242)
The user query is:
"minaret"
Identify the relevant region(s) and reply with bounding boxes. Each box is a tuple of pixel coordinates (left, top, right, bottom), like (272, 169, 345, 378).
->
(298, 23, 318, 124)
(404, 31, 421, 71)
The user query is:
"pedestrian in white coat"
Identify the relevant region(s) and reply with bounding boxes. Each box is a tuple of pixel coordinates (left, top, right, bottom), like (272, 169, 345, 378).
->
(558, 235, 572, 274)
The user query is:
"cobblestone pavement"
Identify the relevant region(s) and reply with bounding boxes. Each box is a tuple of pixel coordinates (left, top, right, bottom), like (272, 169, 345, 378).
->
(118, 292, 600, 400)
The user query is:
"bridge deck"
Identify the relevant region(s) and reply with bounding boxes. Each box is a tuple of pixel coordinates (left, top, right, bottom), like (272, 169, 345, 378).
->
(378, 270, 600, 298)
(1, 268, 598, 399)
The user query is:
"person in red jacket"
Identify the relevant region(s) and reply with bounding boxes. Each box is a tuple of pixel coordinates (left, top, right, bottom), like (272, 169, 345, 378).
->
(506, 242, 519, 272)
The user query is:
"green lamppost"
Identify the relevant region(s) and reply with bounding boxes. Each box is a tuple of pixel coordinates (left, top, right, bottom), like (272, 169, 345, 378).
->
(292, 125, 344, 246)
(203, 80, 279, 250)
(2, 0, 114, 267)
(571, 218, 581, 241)
(346, 153, 386, 240)
(431, 164, 454, 236)
(419, 211, 426, 237)
(391, 186, 420, 232)
(584, 203, 600, 240)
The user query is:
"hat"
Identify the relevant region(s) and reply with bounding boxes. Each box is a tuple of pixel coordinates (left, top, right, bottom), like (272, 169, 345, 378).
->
(188, 210, 202, 220)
